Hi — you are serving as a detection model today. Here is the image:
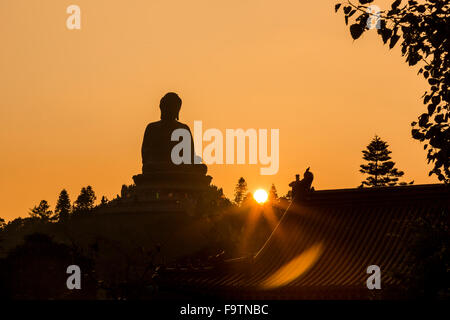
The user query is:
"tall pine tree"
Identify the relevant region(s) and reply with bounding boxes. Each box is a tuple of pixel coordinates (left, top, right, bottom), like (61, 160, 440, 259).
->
(360, 135, 405, 187)
(55, 189, 71, 222)
(234, 177, 248, 206)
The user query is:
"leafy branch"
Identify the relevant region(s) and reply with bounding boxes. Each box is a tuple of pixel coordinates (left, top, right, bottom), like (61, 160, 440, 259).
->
(335, 0, 449, 182)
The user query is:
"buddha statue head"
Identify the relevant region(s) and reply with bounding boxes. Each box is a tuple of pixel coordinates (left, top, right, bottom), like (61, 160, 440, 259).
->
(160, 92, 182, 121)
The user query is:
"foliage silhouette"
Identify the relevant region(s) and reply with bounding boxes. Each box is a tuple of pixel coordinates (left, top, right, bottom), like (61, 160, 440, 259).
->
(55, 189, 71, 222)
(269, 183, 278, 201)
(335, 0, 449, 182)
(392, 208, 450, 299)
(233, 177, 248, 206)
(29, 200, 56, 222)
(100, 195, 109, 206)
(0, 233, 96, 299)
(73, 186, 96, 214)
(0, 176, 282, 299)
(360, 135, 408, 186)
(283, 190, 293, 202)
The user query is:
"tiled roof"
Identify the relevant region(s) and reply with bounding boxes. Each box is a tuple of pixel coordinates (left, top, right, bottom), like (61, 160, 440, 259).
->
(159, 184, 450, 299)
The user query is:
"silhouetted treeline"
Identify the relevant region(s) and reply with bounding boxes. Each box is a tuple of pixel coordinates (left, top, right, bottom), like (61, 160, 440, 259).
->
(0, 180, 285, 299)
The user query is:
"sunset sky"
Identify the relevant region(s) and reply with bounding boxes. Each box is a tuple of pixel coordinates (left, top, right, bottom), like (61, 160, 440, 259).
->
(0, 0, 436, 221)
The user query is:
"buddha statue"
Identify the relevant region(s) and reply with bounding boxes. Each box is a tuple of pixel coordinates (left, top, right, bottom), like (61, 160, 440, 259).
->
(133, 92, 211, 201)
(141, 92, 203, 173)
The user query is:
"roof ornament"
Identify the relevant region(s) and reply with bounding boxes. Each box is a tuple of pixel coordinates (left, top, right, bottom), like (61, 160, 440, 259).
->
(289, 167, 314, 203)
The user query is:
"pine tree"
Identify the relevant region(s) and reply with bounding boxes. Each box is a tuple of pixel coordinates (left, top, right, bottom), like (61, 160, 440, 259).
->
(55, 189, 71, 222)
(360, 135, 405, 187)
(269, 184, 278, 201)
(234, 177, 248, 205)
(73, 186, 96, 212)
(29, 200, 55, 221)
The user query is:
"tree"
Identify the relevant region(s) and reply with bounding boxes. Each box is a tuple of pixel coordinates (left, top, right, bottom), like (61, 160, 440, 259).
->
(100, 196, 109, 205)
(121, 185, 128, 199)
(0, 217, 5, 229)
(29, 200, 55, 221)
(284, 190, 293, 201)
(1, 233, 96, 299)
(405, 208, 449, 298)
(335, 0, 449, 182)
(360, 135, 407, 187)
(233, 177, 248, 206)
(55, 189, 71, 222)
(269, 184, 278, 201)
(73, 186, 96, 212)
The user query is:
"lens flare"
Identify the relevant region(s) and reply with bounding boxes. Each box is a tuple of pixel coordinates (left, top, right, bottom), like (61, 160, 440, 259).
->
(253, 189, 268, 204)
(260, 242, 324, 289)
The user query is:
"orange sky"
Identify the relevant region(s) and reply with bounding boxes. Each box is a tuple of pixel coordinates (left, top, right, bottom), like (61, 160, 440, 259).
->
(0, 0, 436, 221)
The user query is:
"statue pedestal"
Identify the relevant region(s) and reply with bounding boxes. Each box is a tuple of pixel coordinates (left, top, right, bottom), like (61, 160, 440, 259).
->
(132, 167, 212, 202)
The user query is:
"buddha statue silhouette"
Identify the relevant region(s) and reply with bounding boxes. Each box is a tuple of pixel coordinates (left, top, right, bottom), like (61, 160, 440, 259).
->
(142, 92, 203, 173)
(133, 92, 211, 201)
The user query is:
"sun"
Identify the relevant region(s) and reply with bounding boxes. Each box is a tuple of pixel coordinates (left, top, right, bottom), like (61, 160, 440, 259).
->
(253, 189, 268, 204)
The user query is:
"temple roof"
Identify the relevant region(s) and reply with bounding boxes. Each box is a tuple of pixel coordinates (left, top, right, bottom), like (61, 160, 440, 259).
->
(158, 184, 450, 299)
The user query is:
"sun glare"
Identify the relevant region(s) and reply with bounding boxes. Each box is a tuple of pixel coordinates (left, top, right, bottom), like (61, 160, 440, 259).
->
(253, 189, 268, 204)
